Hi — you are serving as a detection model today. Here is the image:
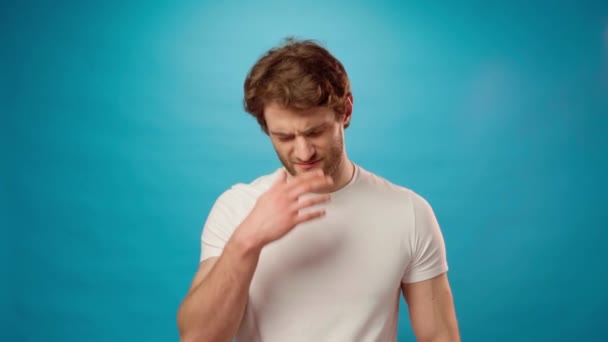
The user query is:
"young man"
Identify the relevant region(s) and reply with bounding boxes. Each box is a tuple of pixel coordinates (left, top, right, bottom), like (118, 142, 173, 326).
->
(177, 38, 460, 342)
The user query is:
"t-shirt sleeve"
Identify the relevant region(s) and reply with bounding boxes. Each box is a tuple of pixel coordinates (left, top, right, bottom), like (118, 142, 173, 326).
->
(199, 189, 243, 262)
(401, 191, 449, 283)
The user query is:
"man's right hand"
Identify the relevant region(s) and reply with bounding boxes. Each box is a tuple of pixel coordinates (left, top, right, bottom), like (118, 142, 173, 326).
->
(238, 169, 333, 249)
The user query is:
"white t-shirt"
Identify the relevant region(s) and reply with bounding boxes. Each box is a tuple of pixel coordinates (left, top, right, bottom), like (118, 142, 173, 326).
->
(200, 164, 449, 341)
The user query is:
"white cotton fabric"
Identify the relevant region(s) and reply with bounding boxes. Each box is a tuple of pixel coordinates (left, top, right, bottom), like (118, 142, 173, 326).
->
(200, 164, 449, 342)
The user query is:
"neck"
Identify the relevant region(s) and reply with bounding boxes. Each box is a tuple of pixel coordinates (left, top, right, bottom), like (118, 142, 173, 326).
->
(329, 156, 354, 193)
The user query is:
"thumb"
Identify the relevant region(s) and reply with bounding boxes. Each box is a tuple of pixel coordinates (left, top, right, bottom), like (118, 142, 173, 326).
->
(272, 169, 288, 187)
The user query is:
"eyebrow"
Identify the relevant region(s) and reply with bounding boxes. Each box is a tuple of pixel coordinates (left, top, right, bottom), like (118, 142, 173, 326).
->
(270, 123, 328, 137)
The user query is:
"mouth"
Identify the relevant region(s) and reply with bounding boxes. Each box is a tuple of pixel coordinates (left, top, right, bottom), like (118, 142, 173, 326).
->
(295, 159, 321, 169)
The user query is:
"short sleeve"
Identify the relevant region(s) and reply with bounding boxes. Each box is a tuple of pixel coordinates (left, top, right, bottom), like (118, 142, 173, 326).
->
(401, 191, 449, 283)
(200, 189, 244, 262)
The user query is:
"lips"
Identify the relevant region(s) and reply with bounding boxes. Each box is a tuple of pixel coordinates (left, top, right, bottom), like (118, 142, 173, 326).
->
(295, 160, 320, 168)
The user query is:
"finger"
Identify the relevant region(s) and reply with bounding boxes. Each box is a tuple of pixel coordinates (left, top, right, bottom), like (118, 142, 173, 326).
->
(289, 175, 333, 197)
(271, 169, 288, 188)
(294, 194, 331, 211)
(294, 209, 327, 225)
(285, 169, 324, 190)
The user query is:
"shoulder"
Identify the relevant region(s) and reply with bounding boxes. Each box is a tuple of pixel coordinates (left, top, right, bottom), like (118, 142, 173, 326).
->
(355, 165, 433, 212)
(355, 165, 413, 197)
(213, 168, 283, 209)
(203, 168, 283, 229)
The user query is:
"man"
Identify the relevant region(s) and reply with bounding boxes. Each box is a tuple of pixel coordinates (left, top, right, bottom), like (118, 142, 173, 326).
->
(177, 37, 460, 342)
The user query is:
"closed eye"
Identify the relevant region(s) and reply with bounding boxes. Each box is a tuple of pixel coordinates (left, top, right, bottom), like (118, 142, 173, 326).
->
(271, 125, 327, 141)
(306, 130, 323, 137)
(305, 126, 327, 137)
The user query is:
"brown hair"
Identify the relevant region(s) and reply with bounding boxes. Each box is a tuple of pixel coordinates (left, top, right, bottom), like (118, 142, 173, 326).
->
(243, 37, 352, 134)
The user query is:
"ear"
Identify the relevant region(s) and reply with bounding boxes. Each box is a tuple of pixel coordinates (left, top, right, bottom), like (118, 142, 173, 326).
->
(343, 94, 353, 126)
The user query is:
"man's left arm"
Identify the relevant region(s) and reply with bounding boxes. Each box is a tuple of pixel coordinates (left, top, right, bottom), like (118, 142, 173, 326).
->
(401, 190, 460, 342)
(401, 273, 460, 342)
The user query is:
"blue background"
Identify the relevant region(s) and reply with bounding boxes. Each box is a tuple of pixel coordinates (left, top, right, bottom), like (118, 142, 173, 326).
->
(3, 0, 608, 341)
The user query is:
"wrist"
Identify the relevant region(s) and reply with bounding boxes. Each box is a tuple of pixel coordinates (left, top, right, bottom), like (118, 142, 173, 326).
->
(231, 222, 264, 257)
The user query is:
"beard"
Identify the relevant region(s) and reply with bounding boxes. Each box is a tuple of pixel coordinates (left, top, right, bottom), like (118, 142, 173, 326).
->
(274, 130, 344, 179)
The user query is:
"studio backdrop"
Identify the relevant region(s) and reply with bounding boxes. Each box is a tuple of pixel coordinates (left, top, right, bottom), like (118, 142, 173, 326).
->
(3, 0, 607, 341)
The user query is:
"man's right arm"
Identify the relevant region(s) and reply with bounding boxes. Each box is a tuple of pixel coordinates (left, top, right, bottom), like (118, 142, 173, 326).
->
(177, 227, 262, 342)
(177, 169, 333, 342)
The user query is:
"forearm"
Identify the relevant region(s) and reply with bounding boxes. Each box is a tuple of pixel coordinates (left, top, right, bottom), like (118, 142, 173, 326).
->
(423, 331, 460, 342)
(177, 231, 261, 342)
(417, 314, 460, 342)
(418, 317, 460, 342)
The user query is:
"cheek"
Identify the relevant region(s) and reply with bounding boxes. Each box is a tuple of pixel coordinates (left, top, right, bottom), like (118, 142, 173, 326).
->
(318, 130, 340, 149)
(272, 141, 292, 156)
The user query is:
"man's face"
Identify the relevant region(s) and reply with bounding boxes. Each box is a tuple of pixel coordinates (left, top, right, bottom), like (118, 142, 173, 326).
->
(264, 102, 348, 178)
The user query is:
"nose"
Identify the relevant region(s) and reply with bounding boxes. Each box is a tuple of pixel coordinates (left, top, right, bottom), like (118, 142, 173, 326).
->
(294, 136, 315, 162)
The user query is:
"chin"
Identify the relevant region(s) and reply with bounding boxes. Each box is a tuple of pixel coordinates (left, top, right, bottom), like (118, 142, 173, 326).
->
(295, 166, 321, 174)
